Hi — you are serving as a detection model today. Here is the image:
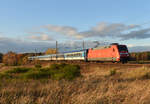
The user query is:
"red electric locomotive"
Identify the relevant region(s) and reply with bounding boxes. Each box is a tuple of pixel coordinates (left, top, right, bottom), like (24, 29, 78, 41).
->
(87, 43, 129, 63)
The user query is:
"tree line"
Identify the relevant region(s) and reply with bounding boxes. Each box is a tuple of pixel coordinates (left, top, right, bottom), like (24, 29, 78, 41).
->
(0, 48, 57, 66)
(129, 52, 150, 61)
(0, 52, 43, 66)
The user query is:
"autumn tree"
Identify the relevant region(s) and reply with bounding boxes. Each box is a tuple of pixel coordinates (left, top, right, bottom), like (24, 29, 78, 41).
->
(3, 51, 18, 66)
(129, 53, 136, 61)
(130, 52, 150, 61)
(45, 48, 57, 55)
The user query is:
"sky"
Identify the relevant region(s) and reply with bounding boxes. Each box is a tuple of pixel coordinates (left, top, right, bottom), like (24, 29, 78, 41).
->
(0, 0, 150, 53)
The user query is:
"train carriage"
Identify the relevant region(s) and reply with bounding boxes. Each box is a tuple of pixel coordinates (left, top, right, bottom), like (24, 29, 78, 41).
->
(64, 50, 87, 61)
(28, 54, 65, 61)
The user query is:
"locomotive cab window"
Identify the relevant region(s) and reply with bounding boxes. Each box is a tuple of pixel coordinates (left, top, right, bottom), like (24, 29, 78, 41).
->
(118, 45, 128, 52)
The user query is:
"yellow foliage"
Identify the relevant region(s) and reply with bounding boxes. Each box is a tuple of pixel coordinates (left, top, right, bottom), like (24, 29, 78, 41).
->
(45, 48, 57, 55)
(3, 51, 18, 66)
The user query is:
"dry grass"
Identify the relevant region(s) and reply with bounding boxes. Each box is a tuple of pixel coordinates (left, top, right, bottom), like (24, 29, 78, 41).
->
(0, 64, 150, 104)
(121, 66, 150, 80)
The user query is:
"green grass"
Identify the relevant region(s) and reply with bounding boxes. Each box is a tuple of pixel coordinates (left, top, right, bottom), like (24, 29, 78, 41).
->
(0, 63, 81, 80)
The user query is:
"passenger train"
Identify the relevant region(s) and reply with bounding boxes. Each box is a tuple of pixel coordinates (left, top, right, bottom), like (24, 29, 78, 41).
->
(28, 43, 129, 63)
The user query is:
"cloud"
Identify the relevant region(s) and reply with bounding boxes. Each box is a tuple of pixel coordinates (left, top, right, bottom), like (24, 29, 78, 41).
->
(41, 22, 143, 40)
(81, 22, 140, 38)
(120, 28, 150, 40)
(29, 34, 53, 41)
(128, 45, 150, 52)
(127, 44, 135, 48)
(28, 32, 53, 41)
(42, 24, 84, 39)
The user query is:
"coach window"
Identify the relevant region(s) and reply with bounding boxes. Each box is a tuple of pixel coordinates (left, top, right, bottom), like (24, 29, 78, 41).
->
(76, 53, 78, 57)
(79, 53, 81, 56)
(76, 54, 78, 57)
(78, 53, 81, 57)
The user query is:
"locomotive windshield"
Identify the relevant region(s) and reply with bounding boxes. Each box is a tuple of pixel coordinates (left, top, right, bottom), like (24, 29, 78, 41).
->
(118, 45, 128, 52)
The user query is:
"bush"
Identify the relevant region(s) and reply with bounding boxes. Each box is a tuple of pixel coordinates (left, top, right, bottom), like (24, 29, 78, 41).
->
(5, 68, 31, 74)
(35, 64, 42, 68)
(52, 73, 65, 80)
(3, 51, 18, 66)
(109, 69, 116, 76)
(58, 63, 67, 68)
(0, 64, 81, 80)
(23, 70, 51, 79)
(63, 64, 80, 80)
(50, 64, 59, 70)
(50, 64, 81, 80)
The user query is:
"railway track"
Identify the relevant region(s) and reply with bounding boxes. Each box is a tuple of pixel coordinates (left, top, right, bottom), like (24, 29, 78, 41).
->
(38, 60, 150, 67)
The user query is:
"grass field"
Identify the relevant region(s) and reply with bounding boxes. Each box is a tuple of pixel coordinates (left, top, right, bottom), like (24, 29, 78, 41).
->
(0, 63, 150, 104)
